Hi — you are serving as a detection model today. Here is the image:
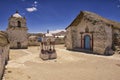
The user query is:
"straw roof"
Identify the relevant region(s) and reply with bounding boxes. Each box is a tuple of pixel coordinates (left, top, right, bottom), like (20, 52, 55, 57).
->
(66, 11, 120, 29)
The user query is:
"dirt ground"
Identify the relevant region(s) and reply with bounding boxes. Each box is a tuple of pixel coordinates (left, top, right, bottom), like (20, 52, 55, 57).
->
(2, 45, 120, 80)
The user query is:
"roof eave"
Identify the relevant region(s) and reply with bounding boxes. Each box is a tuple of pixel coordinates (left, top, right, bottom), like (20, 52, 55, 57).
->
(65, 11, 84, 30)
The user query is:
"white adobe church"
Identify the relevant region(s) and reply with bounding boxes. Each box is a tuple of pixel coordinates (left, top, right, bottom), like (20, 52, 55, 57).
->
(65, 11, 120, 55)
(6, 11, 28, 49)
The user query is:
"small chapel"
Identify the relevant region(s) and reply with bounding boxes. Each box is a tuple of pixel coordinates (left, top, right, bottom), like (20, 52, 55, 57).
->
(65, 11, 120, 55)
(6, 11, 28, 49)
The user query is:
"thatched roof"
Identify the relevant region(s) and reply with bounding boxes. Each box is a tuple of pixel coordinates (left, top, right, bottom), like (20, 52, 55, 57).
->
(66, 11, 120, 29)
(0, 31, 9, 46)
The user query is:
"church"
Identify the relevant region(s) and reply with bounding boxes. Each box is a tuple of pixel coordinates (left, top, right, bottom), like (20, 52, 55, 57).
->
(6, 11, 28, 49)
(65, 11, 120, 55)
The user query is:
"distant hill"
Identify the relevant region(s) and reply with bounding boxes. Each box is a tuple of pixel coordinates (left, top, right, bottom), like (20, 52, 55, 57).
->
(52, 31, 66, 37)
(28, 33, 43, 37)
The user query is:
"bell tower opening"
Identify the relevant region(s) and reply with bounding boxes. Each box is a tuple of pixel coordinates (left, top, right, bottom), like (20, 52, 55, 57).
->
(18, 21, 21, 27)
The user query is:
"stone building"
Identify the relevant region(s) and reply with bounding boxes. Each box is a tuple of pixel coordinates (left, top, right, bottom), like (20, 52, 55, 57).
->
(65, 11, 120, 55)
(28, 35, 40, 46)
(28, 33, 43, 46)
(0, 31, 9, 79)
(6, 11, 28, 49)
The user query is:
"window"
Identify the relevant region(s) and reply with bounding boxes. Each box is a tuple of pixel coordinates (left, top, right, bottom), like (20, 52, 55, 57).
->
(18, 21, 21, 27)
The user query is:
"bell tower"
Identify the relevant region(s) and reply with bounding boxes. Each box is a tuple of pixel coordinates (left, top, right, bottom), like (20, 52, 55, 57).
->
(6, 11, 28, 49)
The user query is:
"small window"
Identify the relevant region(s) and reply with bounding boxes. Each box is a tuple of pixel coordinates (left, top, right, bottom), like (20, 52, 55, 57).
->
(18, 21, 21, 27)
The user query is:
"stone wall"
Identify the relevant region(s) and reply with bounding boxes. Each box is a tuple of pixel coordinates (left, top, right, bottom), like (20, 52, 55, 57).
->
(65, 27, 73, 49)
(7, 13, 28, 49)
(8, 17, 26, 28)
(0, 31, 9, 79)
(112, 28, 120, 52)
(66, 11, 120, 55)
(0, 45, 10, 79)
(7, 28, 28, 49)
(78, 18, 113, 54)
(93, 24, 112, 54)
(71, 26, 78, 48)
(0, 48, 4, 80)
(67, 16, 113, 55)
(28, 36, 40, 46)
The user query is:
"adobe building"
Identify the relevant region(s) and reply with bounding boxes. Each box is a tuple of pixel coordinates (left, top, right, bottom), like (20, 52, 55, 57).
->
(6, 11, 28, 49)
(65, 11, 120, 55)
(28, 33, 43, 46)
(0, 31, 9, 79)
(28, 35, 40, 46)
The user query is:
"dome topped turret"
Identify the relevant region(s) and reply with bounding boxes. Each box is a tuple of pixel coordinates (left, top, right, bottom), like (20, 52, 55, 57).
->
(45, 30, 53, 37)
(12, 11, 22, 18)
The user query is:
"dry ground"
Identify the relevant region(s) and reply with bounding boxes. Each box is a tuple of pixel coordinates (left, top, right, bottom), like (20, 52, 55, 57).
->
(2, 45, 120, 80)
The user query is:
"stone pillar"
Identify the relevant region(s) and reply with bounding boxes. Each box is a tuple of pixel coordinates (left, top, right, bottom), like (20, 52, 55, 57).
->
(80, 32, 83, 49)
(91, 32, 94, 51)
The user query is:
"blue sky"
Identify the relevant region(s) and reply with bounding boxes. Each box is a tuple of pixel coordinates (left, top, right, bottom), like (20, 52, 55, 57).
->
(0, 0, 120, 33)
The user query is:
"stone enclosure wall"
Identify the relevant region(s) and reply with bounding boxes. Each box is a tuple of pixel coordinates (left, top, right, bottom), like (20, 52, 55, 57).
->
(0, 31, 10, 79)
(0, 45, 10, 80)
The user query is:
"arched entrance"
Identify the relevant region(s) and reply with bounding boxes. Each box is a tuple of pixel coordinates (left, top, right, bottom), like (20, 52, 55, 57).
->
(84, 35, 91, 50)
(17, 21, 21, 27)
(17, 42, 21, 48)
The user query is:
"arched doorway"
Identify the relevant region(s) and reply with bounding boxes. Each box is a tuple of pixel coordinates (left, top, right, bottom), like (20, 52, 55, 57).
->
(17, 21, 21, 27)
(84, 35, 91, 50)
(17, 42, 21, 48)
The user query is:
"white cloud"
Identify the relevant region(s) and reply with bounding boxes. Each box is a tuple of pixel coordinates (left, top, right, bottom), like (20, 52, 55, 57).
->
(26, 1, 38, 12)
(26, 7, 37, 12)
(34, 1, 38, 4)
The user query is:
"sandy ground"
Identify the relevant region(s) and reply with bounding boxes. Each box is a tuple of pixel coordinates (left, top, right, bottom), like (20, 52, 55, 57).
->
(2, 45, 120, 80)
